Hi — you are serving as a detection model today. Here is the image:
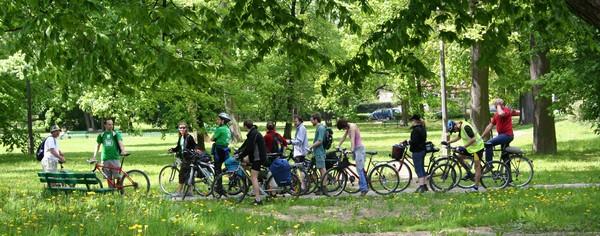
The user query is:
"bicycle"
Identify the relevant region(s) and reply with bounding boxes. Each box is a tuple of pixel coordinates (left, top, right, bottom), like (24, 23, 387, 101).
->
(286, 149, 324, 195)
(320, 148, 399, 196)
(487, 132, 534, 187)
(159, 150, 215, 199)
(440, 142, 511, 190)
(88, 153, 150, 195)
(383, 142, 458, 193)
(212, 154, 301, 203)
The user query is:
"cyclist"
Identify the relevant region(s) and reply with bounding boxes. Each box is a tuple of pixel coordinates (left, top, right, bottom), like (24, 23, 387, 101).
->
(482, 98, 514, 166)
(168, 121, 198, 197)
(238, 120, 267, 205)
(407, 115, 428, 193)
(310, 113, 327, 195)
(444, 120, 485, 192)
(336, 118, 368, 196)
(264, 121, 287, 154)
(287, 115, 309, 190)
(211, 112, 232, 195)
(92, 119, 128, 188)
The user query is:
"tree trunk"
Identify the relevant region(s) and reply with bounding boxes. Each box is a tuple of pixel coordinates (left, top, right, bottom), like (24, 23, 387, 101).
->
(26, 78, 34, 156)
(84, 112, 93, 131)
(470, 41, 490, 136)
(520, 92, 535, 125)
(415, 76, 425, 114)
(566, 0, 600, 30)
(400, 98, 409, 126)
(195, 116, 206, 151)
(224, 94, 242, 143)
(530, 34, 557, 154)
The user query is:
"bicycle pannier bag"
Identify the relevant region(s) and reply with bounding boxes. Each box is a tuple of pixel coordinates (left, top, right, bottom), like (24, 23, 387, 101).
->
(269, 158, 292, 186)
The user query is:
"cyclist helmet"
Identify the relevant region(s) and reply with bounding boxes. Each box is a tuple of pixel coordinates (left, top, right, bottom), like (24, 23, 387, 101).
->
(218, 112, 231, 122)
(447, 120, 457, 132)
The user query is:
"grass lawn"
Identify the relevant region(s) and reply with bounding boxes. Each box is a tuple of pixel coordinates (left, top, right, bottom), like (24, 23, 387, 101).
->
(0, 119, 599, 235)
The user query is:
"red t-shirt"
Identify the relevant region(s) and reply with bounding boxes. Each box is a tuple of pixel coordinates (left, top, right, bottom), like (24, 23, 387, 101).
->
(264, 130, 288, 153)
(491, 106, 514, 136)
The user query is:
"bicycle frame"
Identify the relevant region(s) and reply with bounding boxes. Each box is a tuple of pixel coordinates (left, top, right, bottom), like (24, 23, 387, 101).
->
(91, 157, 135, 190)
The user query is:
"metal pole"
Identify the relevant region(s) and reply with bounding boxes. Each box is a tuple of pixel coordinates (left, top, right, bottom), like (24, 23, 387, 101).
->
(439, 40, 449, 142)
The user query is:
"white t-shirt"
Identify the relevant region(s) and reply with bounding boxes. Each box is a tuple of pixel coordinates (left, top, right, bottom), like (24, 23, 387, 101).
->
(43, 137, 60, 160)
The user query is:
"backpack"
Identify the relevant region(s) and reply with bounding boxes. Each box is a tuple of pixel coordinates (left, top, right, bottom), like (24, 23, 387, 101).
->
(269, 158, 292, 186)
(271, 134, 283, 154)
(323, 128, 334, 150)
(36, 137, 49, 161)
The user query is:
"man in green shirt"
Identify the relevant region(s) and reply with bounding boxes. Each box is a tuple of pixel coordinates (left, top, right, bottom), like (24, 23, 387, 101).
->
(211, 112, 232, 194)
(92, 119, 127, 187)
(310, 113, 327, 194)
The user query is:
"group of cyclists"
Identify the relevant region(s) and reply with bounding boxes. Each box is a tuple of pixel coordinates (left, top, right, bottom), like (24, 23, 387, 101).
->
(39, 97, 518, 203)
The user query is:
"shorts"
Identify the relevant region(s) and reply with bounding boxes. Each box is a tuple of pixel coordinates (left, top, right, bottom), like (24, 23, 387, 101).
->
(314, 154, 326, 169)
(460, 149, 484, 161)
(102, 160, 122, 180)
(250, 160, 263, 171)
(293, 155, 306, 163)
(41, 157, 59, 172)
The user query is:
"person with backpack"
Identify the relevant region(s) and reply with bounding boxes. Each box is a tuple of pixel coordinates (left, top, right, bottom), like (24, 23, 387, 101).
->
(40, 125, 65, 173)
(168, 121, 198, 198)
(91, 119, 128, 188)
(310, 113, 327, 194)
(335, 118, 368, 196)
(237, 120, 267, 205)
(264, 121, 288, 154)
(211, 112, 232, 195)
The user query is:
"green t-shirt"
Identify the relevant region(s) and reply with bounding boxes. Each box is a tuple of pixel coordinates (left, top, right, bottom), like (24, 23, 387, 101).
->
(213, 125, 231, 147)
(313, 124, 326, 158)
(97, 131, 123, 161)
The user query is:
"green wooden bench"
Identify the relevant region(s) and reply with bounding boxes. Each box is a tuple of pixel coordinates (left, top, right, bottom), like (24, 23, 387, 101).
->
(38, 172, 115, 194)
(64, 131, 90, 139)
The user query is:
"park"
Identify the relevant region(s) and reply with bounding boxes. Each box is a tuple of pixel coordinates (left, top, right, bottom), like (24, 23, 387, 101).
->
(1, 0, 600, 235)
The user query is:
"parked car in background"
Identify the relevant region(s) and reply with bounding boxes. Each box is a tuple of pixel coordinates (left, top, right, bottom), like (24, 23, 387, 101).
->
(369, 107, 401, 121)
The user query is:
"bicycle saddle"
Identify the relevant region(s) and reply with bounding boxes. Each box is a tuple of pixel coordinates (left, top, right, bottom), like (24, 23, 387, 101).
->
(504, 146, 524, 154)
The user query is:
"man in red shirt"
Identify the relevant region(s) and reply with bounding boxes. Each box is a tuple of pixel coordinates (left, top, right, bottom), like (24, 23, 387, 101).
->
(264, 122, 288, 154)
(482, 98, 514, 165)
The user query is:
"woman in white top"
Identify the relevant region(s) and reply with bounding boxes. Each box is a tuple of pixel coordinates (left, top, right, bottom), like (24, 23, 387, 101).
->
(41, 125, 65, 172)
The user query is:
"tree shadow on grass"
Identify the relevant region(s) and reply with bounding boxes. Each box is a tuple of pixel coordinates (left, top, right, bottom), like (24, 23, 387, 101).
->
(529, 136, 600, 161)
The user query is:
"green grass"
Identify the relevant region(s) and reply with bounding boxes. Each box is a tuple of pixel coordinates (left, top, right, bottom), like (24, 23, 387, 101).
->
(0, 119, 599, 235)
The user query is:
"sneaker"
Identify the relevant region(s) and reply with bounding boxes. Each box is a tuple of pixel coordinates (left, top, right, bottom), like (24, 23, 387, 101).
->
(253, 199, 263, 205)
(360, 190, 368, 196)
(467, 186, 479, 192)
(415, 185, 428, 193)
(461, 173, 475, 181)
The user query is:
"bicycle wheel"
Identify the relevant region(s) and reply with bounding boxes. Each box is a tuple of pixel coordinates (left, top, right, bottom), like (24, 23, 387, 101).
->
(158, 165, 179, 195)
(368, 164, 399, 195)
(321, 168, 347, 197)
(212, 172, 248, 203)
(291, 166, 309, 195)
(120, 169, 151, 196)
(344, 164, 361, 194)
(480, 160, 509, 189)
(508, 155, 534, 187)
(193, 165, 215, 197)
(388, 160, 412, 192)
(428, 163, 457, 192)
(455, 156, 476, 189)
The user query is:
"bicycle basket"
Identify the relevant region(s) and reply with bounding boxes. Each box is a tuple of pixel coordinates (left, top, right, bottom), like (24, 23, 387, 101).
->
(425, 141, 439, 153)
(325, 151, 339, 169)
(392, 144, 406, 160)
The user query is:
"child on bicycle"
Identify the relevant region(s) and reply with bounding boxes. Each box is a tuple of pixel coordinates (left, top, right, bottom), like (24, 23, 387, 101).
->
(168, 121, 198, 197)
(444, 120, 485, 192)
(211, 112, 232, 195)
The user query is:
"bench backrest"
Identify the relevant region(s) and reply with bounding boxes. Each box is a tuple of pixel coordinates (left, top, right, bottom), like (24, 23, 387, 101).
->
(38, 172, 100, 185)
